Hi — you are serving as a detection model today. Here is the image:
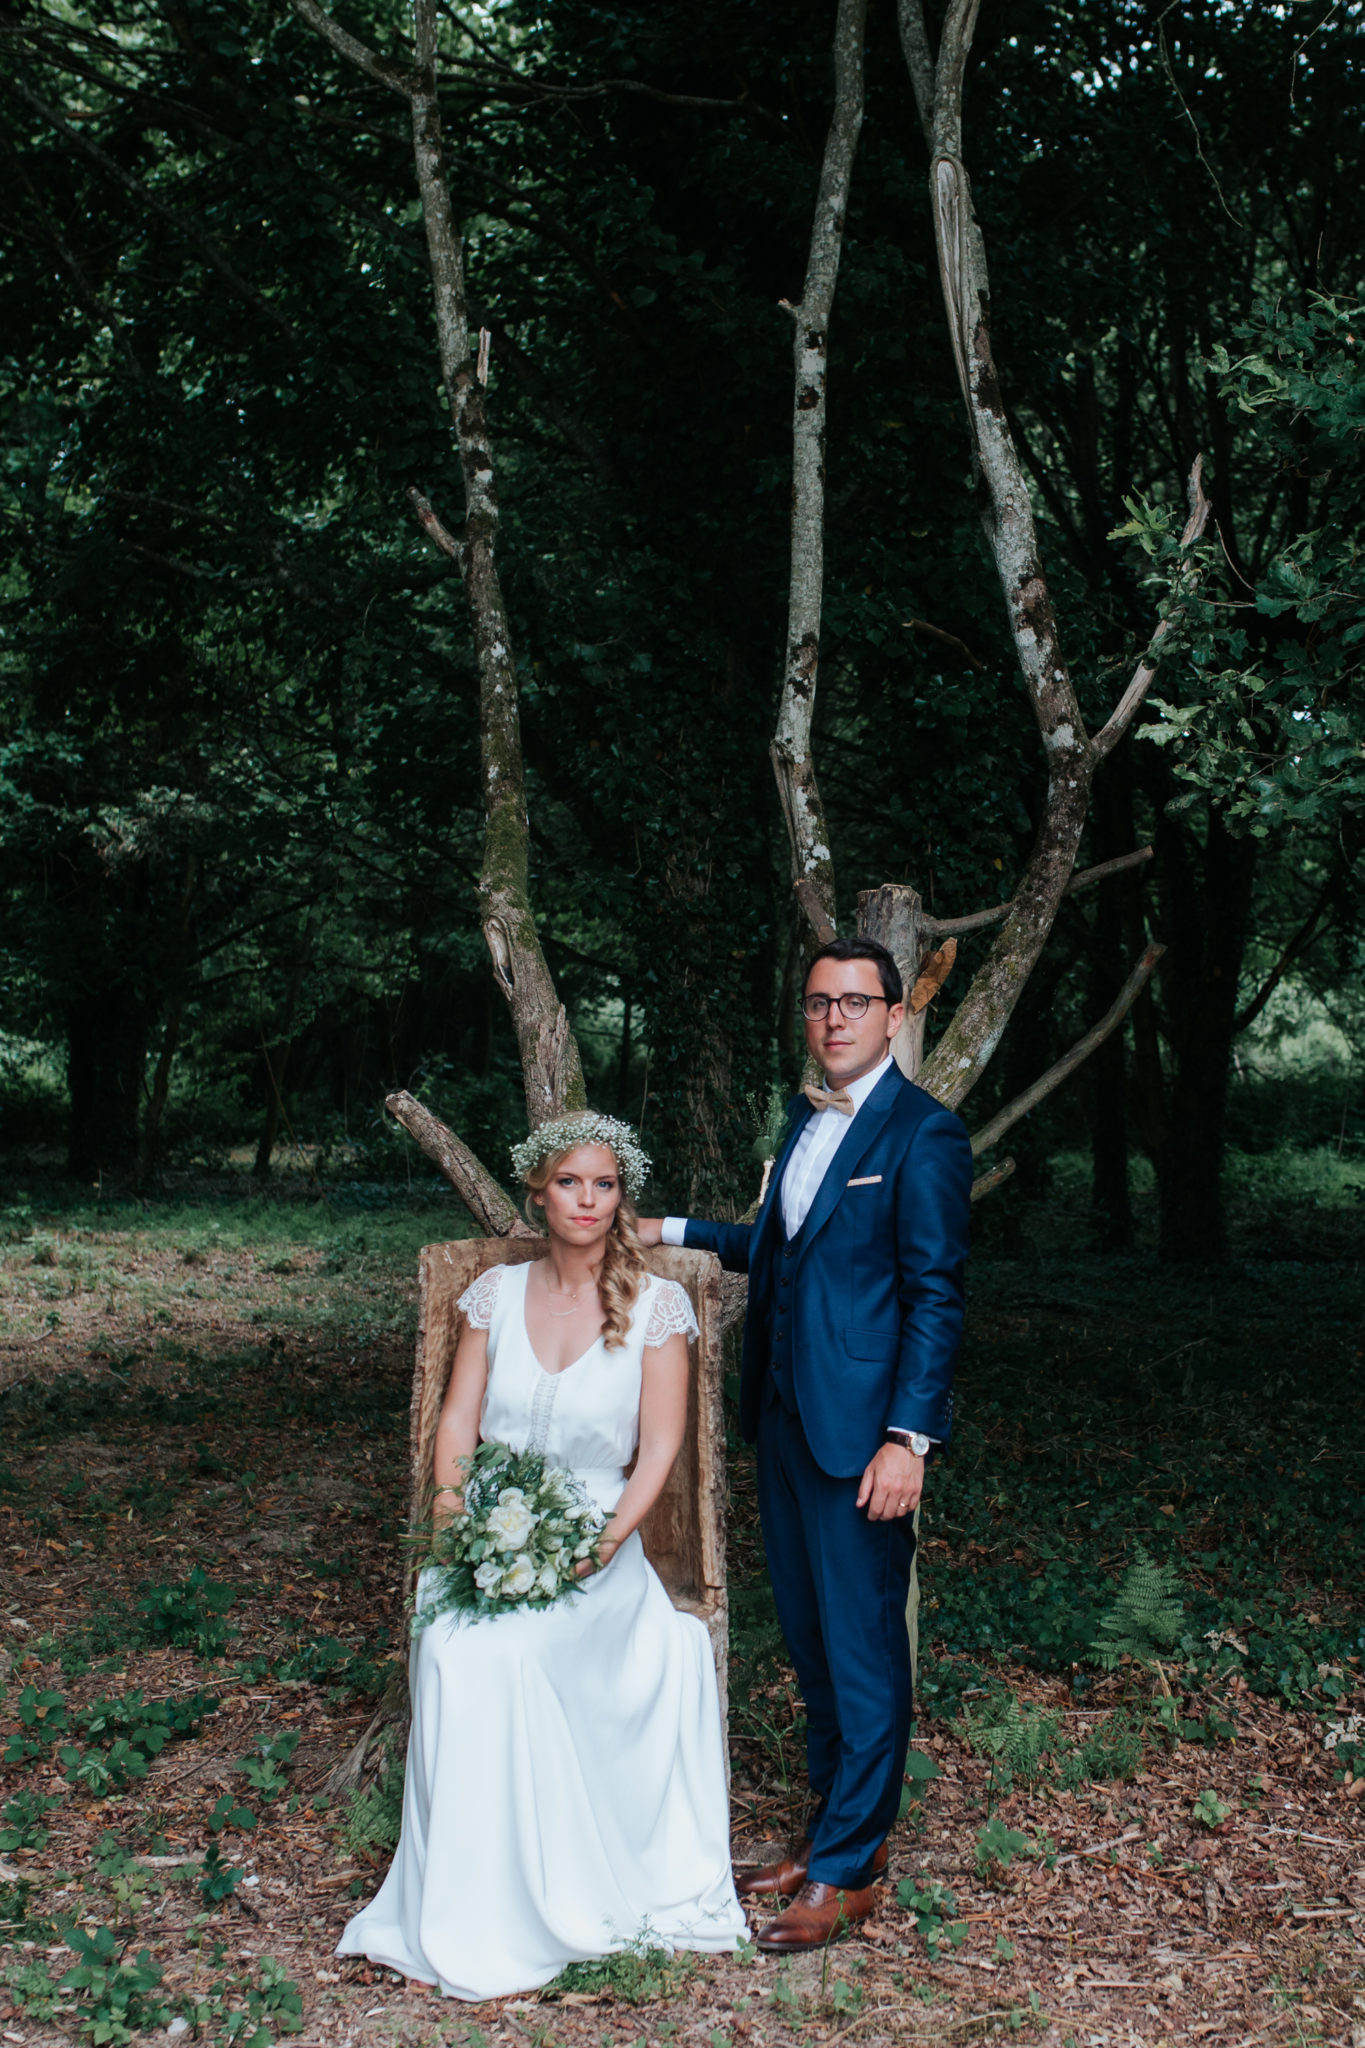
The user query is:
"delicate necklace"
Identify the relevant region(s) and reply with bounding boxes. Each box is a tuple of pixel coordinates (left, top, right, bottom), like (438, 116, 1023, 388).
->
(543, 1273, 596, 1318)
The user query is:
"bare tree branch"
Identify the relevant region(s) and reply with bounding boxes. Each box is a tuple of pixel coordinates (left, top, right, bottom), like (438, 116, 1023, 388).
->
(770, 0, 867, 938)
(293, 0, 585, 1127)
(407, 486, 465, 566)
(903, 615, 986, 669)
(970, 1155, 1015, 1202)
(289, 0, 416, 96)
(928, 846, 1155, 938)
(969, 943, 1165, 1158)
(386, 1092, 536, 1237)
(894, 4, 1208, 1117)
(1233, 862, 1343, 1035)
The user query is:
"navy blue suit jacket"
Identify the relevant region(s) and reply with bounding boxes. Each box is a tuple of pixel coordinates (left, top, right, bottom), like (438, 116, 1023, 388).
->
(683, 1066, 972, 1478)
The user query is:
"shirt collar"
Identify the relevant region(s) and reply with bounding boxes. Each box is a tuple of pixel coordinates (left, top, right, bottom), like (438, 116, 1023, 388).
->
(823, 1051, 895, 1112)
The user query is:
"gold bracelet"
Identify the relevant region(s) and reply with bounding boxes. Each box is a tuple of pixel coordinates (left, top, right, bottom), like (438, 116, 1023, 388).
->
(433, 1484, 462, 1496)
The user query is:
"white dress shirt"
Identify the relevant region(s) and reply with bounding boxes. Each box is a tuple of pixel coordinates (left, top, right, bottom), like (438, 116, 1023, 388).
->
(660, 1053, 931, 1443)
(662, 1052, 894, 1247)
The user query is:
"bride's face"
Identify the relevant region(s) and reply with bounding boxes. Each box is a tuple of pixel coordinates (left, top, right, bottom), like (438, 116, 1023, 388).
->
(534, 1145, 622, 1250)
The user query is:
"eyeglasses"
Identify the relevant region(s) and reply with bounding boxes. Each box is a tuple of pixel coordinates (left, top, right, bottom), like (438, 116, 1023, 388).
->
(801, 992, 891, 1022)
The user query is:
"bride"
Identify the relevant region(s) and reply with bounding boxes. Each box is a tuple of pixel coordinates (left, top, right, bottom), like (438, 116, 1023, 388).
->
(337, 1111, 747, 2001)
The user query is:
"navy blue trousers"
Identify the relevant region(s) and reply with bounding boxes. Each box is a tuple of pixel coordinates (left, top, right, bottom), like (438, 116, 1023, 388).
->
(756, 1390, 915, 1889)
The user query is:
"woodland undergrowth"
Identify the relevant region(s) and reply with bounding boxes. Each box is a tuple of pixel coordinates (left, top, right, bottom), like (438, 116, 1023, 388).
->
(0, 1155, 1360, 2047)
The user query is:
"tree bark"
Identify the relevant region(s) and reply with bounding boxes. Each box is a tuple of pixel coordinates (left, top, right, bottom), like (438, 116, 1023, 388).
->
(1086, 759, 1138, 1249)
(137, 993, 186, 1189)
(1149, 812, 1257, 1262)
(293, 0, 584, 1133)
(770, 0, 867, 935)
(898, 0, 1210, 1114)
(253, 915, 317, 1180)
(66, 986, 147, 1181)
(385, 1090, 535, 1238)
(856, 884, 928, 1077)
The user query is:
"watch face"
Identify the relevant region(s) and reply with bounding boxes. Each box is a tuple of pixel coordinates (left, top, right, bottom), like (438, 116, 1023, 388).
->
(909, 1433, 931, 1456)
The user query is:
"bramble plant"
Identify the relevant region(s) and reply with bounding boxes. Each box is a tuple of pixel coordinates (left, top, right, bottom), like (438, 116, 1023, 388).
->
(136, 1569, 237, 1658)
(0, 1787, 63, 1853)
(896, 1877, 968, 1959)
(974, 1815, 1035, 1884)
(237, 1729, 301, 1803)
(59, 1925, 171, 2045)
(1192, 1788, 1232, 1830)
(198, 1842, 243, 1906)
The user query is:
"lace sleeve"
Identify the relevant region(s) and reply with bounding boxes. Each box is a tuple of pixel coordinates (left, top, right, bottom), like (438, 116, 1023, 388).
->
(457, 1265, 504, 1330)
(643, 1278, 699, 1348)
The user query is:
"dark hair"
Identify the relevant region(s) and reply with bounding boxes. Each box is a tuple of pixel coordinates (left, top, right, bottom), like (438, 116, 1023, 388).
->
(804, 936, 903, 1008)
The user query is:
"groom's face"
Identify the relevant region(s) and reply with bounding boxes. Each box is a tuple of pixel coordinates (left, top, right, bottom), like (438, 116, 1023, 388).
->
(804, 958, 904, 1085)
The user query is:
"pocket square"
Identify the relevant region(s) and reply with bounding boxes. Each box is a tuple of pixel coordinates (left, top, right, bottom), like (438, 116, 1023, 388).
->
(847, 1175, 883, 1187)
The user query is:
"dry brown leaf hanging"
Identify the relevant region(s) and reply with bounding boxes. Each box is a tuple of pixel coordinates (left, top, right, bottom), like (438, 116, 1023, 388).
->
(909, 937, 957, 1014)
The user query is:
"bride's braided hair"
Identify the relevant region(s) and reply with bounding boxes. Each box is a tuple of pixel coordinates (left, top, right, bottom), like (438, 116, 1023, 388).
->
(520, 1144, 648, 1350)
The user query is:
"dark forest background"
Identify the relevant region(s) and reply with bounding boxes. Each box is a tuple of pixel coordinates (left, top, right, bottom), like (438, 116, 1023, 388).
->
(2, 0, 1362, 1259)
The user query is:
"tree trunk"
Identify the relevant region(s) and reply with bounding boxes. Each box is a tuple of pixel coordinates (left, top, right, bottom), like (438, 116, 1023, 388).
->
(66, 986, 147, 1180)
(769, 0, 867, 935)
(1151, 809, 1257, 1262)
(137, 992, 187, 1187)
(1086, 758, 1137, 1249)
(254, 921, 316, 1179)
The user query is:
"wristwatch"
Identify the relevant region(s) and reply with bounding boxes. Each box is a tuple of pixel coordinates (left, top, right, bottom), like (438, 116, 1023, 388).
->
(885, 1428, 932, 1457)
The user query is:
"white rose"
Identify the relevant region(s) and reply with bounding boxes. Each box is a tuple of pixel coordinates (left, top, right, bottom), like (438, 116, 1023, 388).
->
(486, 1495, 536, 1551)
(536, 1565, 559, 1597)
(500, 1554, 536, 1598)
(474, 1559, 502, 1593)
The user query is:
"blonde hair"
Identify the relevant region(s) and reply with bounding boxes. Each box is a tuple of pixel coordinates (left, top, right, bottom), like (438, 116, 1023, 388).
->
(521, 1143, 647, 1350)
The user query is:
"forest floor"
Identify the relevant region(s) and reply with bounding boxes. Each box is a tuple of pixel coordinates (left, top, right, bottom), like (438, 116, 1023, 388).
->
(0, 1163, 1361, 2048)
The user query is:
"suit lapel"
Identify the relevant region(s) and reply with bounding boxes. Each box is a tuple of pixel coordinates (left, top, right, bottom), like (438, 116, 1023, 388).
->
(795, 1065, 903, 1259)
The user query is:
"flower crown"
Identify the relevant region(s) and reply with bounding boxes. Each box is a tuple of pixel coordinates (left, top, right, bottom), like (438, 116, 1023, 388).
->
(509, 1112, 652, 1203)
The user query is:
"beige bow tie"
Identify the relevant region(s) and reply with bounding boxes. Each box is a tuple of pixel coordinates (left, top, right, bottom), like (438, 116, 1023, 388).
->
(803, 1082, 854, 1116)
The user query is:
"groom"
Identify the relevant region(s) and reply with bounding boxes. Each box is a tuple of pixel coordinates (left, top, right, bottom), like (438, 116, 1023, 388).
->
(640, 936, 972, 1951)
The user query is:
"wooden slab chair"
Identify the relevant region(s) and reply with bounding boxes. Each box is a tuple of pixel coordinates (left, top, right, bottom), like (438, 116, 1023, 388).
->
(408, 1237, 730, 1731)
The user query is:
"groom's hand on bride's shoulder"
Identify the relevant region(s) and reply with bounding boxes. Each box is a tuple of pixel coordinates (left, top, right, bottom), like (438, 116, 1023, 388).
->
(635, 1217, 664, 1247)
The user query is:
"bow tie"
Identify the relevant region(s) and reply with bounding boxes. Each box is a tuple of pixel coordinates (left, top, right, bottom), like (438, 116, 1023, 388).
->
(803, 1082, 854, 1116)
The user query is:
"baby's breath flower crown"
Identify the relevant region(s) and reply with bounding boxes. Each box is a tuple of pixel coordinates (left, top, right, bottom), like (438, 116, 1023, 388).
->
(510, 1112, 651, 1204)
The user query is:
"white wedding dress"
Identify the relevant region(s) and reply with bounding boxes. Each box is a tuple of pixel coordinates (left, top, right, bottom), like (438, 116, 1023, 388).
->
(337, 1261, 746, 2001)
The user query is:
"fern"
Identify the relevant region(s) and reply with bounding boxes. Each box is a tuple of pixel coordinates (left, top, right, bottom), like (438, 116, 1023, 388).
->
(342, 1737, 404, 1860)
(962, 1691, 1060, 1793)
(1090, 1546, 1186, 1672)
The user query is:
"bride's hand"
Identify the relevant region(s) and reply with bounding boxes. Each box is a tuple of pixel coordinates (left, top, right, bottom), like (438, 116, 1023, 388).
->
(576, 1537, 619, 1578)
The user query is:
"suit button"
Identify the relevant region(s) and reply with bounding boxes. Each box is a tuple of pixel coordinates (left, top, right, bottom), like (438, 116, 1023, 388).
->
(779, 1276, 789, 1289)
(782, 1247, 793, 1260)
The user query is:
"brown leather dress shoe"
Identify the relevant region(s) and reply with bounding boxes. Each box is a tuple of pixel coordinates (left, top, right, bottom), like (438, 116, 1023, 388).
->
(732, 1837, 814, 1898)
(756, 1878, 880, 1953)
(734, 1837, 887, 1900)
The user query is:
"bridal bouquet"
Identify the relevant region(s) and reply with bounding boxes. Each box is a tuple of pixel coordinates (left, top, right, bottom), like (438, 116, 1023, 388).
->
(412, 1441, 609, 1629)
